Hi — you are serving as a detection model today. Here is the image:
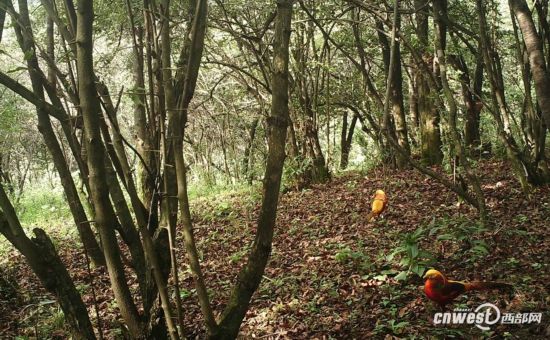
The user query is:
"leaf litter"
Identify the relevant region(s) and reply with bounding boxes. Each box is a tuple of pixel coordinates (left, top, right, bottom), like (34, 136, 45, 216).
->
(0, 160, 548, 338)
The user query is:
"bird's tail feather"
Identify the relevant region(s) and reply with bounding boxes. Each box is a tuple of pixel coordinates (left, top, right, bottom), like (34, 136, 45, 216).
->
(465, 281, 512, 291)
(366, 212, 374, 222)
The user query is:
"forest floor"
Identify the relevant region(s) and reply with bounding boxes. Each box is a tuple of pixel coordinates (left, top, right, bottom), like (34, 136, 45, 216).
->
(1, 160, 549, 339)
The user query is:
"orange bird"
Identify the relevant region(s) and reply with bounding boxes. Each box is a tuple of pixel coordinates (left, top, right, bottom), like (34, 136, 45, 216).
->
(423, 269, 512, 309)
(366, 189, 388, 222)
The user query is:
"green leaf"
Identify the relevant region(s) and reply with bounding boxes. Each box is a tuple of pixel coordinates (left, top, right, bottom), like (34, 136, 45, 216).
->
(471, 245, 489, 254)
(395, 271, 408, 281)
(38, 299, 56, 306)
(437, 234, 454, 240)
(409, 244, 419, 259)
(418, 250, 434, 259)
(373, 274, 387, 281)
(399, 258, 410, 266)
(412, 227, 425, 239)
(411, 264, 426, 277)
(395, 321, 410, 328)
(386, 247, 404, 262)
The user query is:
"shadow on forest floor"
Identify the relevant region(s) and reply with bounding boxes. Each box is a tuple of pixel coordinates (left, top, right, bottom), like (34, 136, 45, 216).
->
(1, 160, 549, 338)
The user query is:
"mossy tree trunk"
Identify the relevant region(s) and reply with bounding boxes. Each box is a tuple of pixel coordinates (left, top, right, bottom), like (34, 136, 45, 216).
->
(376, 14, 411, 169)
(415, 0, 443, 165)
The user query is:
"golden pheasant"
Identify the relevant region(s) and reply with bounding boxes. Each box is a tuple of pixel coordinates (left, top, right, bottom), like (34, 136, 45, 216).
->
(423, 269, 512, 309)
(366, 189, 388, 222)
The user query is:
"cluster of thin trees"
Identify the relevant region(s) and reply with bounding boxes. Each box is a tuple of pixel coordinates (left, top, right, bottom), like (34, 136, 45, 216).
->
(0, 0, 292, 338)
(0, 0, 549, 338)
(189, 0, 550, 200)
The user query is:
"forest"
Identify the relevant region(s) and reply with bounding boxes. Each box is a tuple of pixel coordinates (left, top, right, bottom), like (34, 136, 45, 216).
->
(0, 0, 549, 338)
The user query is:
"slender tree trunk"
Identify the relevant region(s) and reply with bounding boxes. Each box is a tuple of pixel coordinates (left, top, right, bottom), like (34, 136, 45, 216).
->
(510, 10, 540, 157)
(178, 0, 215, 331)
(377, 14, 410, 168)
(76, 0, 142, 335)
(129, 22, 156, 206)
(433, 0, 487, 220)
(214, 1, 293, 337)
(512, 0, 550, 180)
(293, 19, 329, 183)
(407, 63, 419, 146)
(0, 0, 6, 43)
(243, 117, 260, 183)
(161, 0, 214, 334)
(97, 82, 149, 227)
(9, 0, 105, 266)
(340, 111, 349, 169)
(468, 59, 484, 150)
(288, 117, 300, 158)
(415, 0, 443, 165)
(142, 0, 161, 217)
(101, 150, 148, 298)
(449, 53, 483, 151)
(0, 186, 96, 340)
(477, 0, 533, 190)
(340, 112, 358, 169)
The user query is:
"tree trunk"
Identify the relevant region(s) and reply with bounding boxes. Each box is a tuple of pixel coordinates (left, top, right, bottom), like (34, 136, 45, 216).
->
(243, 117, 260, 183)
(76, 0, 142, 335)
(407, 63, 419, 146)
(0, 0, 6, 43)
(10, 0, 105, 266)
(449, 53, 483, 152)
(415, 0, 443, 165)
(509, 0, 550, 182)
(433, 0, 487, 220)
(510, 0, 550, 127)
(340, 111, 349, 169)
(293, 18, 330, 184)
(0, 186, 95, 340)
(467, 58, 484, 150)
(161, 0, 214, 334)
(477, 0, 533, 190)
(340, 112, 358, 169)
(214, 1, 293, 337)
(377, 15, 410, 168)
(130, 23, 157, 207)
